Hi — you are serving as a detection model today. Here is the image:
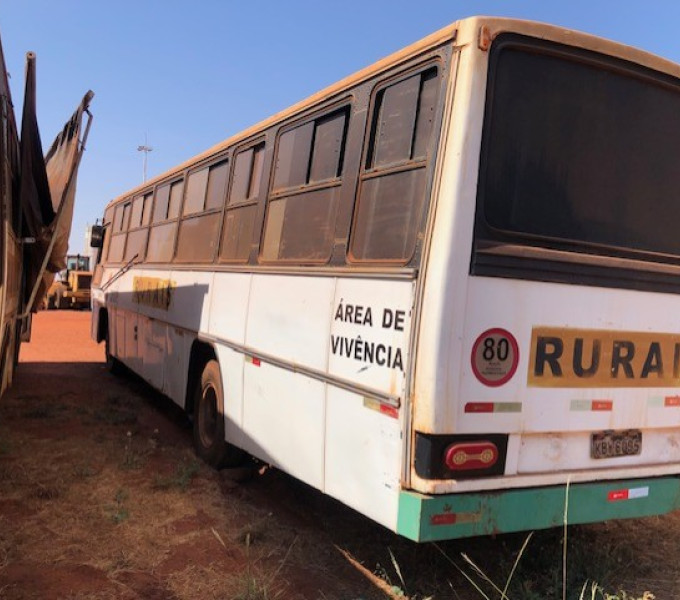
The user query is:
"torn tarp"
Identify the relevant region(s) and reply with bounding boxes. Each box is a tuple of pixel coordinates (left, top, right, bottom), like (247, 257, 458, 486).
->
(19, 49, 93, 313)
(19, 52, 53, 304)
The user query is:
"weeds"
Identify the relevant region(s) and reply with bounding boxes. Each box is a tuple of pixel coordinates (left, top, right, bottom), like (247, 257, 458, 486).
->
(107, 487, 130, 524)
(153, 458, 200, 492)
(428, 530, 654, 600)
(120, 431, 144, 470)
(34, 483, 61, 500)
(579, 583, 655, 600)
(232, 532, 294, 600)
(237, 512, 274, 545)
(72, 463, 97, 479)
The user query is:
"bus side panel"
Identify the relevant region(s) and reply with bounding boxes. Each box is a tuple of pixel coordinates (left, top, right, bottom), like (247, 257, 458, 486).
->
(328, 279, 413, 396)
(208, 272, 252, 342)
(325, 387, 402, 531)
(114, 307, 125, 360)
(141, 316, 165, 391)
(124, 311, 140, 372)
(245, 274, 335, 371)
(216, 344, 246, 450)
(164, 324, 191, 408)
(240, 274, 335, 488)
(167, 270, 214, 336)
(242, 363, 325, 489)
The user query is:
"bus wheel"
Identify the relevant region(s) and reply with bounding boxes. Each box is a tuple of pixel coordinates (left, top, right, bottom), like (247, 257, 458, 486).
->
(193, 359, 243, 469)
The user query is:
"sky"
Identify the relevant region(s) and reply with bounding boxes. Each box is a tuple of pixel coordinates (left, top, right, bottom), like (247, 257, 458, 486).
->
(1, 1, 680, 253)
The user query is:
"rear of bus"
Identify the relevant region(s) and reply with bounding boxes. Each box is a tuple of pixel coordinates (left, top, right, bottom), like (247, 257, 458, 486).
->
(401, 18, 680, 541)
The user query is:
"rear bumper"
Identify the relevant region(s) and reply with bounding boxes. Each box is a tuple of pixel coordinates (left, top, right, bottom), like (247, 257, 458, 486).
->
(397, 476, 680, 541)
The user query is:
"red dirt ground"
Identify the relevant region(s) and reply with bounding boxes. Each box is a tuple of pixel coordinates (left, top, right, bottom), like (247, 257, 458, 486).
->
(2, 311, 678, 599)
(0, 311, 391, 600)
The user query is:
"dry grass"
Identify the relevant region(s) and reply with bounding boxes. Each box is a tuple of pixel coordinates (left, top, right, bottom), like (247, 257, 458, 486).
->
(1, 345, 677, 599)
(0, 375, 381, 600)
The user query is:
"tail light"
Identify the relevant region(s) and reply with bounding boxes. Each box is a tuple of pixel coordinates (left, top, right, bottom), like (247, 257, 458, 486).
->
(444, 441, 499, 471)
(414, 432, 508, 480)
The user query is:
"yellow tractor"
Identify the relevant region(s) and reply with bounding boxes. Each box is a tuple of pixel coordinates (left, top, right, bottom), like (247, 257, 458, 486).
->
(45, 255, 92, 310)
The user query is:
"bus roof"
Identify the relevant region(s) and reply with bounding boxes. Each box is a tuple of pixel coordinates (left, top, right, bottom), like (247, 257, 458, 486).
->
(106, 15, 680, 209)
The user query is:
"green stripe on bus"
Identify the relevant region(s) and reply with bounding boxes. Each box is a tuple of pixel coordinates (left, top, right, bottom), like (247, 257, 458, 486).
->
(397, 477, 680, 542)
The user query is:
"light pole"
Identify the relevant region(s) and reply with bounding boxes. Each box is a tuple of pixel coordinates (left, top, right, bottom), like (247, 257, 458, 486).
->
(137, 135, 153, 182)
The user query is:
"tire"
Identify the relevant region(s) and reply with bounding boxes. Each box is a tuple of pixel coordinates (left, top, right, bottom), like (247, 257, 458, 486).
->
(193, 359, 244, 469)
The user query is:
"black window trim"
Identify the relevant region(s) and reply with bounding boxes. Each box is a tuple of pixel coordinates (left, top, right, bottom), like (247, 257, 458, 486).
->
(218, 137, 267, 265)
(348, 58, 443, 266)
(269, 100, 352, 198)
(472, 33, 680, 294)
(259, 98, 353, 266)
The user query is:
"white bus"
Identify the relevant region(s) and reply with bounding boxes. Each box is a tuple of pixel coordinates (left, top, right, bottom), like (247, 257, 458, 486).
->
(91, 16, 680, 541)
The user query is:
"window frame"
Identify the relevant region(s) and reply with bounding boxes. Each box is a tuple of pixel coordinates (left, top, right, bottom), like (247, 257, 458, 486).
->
(260, 101, 352, 265)
(348, 60, 442, 266)
(106, 199, 133, 264)
(472, 34, 680, 294)
(145, 176, 185, 265)
(174, 155, 229, 264)
(124, 190, 153, 263)
(218, 138, 266, 264)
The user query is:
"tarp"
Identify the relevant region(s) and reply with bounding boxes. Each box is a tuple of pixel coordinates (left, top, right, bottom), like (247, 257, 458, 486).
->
(18, 49, 93, 313)
(20, 52, 53, 305)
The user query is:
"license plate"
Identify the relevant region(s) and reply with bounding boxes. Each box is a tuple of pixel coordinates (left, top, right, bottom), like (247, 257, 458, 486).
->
(591, 429, 642, 459)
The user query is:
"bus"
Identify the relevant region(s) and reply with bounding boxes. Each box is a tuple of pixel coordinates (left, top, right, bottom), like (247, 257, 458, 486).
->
(0, 31, 93, 396)
(91, 16, 680, 541)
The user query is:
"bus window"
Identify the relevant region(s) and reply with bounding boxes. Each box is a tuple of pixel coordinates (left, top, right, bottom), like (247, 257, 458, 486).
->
(205, 161, 229, 210)
(229, 143, 264, 205)
(146, 222, 177, 263)
(107, 200, 132, 263)
(129, 195, 145, 229)
(141, 191, 153, 226)
(168, 180, 184, 219)
(153, 184, 170, 223)
(175, 212, 222, 262)
(220, 142, 265, 263)
(124, 229, 148, 262)
(183, 168, 209, 216)
(350, 67, 439, 263)
(262, 106, 349, 262)
(175, 160, 228, 263)
(221, 205, 257, 262)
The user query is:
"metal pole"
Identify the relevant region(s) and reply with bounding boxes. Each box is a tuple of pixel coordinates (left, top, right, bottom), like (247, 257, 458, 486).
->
(137, 134, 153, 183)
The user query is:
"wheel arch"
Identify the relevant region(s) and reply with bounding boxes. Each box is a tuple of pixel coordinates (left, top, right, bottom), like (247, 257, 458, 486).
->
(185, 340, 218, 417)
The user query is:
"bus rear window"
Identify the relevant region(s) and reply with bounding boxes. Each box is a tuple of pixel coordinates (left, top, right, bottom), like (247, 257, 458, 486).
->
(477, 35, 680, 275)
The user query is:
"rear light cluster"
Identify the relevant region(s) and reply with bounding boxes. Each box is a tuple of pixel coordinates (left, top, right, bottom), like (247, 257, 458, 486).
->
(444, 441, 499, 471)
(414, 433, 508, 480)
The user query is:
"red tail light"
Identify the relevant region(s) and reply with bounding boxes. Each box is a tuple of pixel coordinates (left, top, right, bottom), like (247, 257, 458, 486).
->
(444, 441, 499, 471)
(414, 432, 508, 480)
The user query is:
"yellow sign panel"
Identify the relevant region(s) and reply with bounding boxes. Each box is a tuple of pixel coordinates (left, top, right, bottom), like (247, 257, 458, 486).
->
(528, 327, 680, 388)
(132, 276, 174, 310)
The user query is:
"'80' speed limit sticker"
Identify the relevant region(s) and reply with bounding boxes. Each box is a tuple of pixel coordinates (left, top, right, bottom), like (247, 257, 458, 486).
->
(471, 328, 519, 387)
